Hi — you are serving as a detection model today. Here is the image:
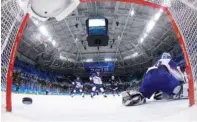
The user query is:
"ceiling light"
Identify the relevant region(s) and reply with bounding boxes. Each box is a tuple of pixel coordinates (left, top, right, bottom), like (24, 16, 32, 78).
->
(130, 9, 135, 16)
(39, 26, 49, 36)
(60, 54, 75, 62)
(132, 52, 138, 57)
(35, 33, 41, 40)
(67, 58, 75, 62)
(48, 37, 52, 42)
(154, 9, 163, 21)
(60, 53, 67, 60)
(143, 33, 148, 38)
(60, 55, 66, 60)
(123, 52, 139, 60)
(118, 35, 121, 40)
(104, 58, 117, 62)
(18, 0, 24, 7)
(52, 40, 56, 47)
(146, 20, 156, 33)
(139, 7, 163, 45)
(123, 55, 131, 60)
(85, 59, 93, 62)
(104, 58, 112, 62)
(75, 38, 79, 43)
(140, 38, 144, 43)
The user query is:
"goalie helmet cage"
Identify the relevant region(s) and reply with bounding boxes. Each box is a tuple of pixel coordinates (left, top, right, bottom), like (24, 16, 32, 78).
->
(1, 0, 196, 112)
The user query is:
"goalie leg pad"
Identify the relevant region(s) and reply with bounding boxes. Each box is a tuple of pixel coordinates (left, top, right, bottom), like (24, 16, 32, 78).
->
(122, 91, 146, 106)
(173, 84, 191, 99)
(173, 85, 182, 94)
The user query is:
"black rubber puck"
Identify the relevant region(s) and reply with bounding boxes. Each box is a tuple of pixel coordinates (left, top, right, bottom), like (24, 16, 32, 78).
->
(22, 97, 32, 105)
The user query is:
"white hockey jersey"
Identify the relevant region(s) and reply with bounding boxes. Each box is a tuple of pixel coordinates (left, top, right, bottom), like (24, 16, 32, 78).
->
(72, 79, 83, 88)
(146, 59, 184, 81)
(90, 73, 103, 85)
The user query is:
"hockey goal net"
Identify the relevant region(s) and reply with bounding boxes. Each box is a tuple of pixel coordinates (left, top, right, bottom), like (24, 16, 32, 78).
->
(1, 0, 27, 111)
(1, 0, 197, 112)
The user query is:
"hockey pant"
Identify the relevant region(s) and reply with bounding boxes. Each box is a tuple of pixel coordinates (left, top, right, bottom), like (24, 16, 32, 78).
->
(111, 85, 119, 95)
(91, 84, 105, 96)
(71, 87, 84, 96)
(139, 67, 182, 99)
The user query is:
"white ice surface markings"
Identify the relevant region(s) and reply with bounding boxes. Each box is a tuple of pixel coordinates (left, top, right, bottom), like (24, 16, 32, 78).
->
(1, 93, 197, 121)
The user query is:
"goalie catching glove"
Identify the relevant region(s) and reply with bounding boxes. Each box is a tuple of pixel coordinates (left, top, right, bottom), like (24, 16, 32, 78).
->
(122, 90, 146, 106)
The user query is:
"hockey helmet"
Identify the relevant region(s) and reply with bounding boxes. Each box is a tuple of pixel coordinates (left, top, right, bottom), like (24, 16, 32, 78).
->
(76, 76, 80, 80)
(161, 52, 171, 59)
(96, 72, 100, 76)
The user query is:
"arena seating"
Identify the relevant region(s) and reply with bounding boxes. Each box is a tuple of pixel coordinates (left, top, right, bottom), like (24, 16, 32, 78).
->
(3, 56, 185, 95)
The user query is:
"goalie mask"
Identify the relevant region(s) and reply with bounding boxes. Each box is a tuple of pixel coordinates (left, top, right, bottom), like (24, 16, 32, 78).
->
(161, 52, 172, 59)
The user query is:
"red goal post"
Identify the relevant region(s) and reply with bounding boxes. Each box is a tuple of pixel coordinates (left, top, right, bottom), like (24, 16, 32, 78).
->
(2, 0, 196, 112)
(5, 13, 30, 112)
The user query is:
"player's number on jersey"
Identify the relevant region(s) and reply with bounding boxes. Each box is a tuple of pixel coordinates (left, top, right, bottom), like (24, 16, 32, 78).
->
(155, 61, 162, 67)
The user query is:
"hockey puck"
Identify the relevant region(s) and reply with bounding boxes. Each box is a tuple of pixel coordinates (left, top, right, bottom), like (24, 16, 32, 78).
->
(22, 97, 32, 105)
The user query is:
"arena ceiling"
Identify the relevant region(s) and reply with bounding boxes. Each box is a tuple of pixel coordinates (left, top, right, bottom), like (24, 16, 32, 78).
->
(18, 1, 179, 75)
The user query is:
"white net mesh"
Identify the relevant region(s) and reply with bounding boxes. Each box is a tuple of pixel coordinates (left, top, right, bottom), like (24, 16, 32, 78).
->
(147, 0, 197, 103)
(1, 0, 24, 110)
(170, 0, 197, 83)
(1, 0, 197, 111)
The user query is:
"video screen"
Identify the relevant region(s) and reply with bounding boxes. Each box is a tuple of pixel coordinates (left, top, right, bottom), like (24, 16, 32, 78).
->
(84, 62, 114, 73)
(87, 18, 107, 36)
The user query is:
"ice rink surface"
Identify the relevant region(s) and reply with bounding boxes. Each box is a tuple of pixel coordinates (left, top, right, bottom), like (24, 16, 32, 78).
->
(1, 93, 197, 122)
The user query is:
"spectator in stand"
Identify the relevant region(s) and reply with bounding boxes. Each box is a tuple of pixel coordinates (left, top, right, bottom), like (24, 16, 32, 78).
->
(15, 81, 20, 93)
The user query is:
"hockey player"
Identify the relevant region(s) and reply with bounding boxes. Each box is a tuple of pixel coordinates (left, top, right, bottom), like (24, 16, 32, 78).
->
(122, 52, 193, 106)
(70, 76, 84, 97)
(90, 72, 107, 98)
(109, 75, 120, 96)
